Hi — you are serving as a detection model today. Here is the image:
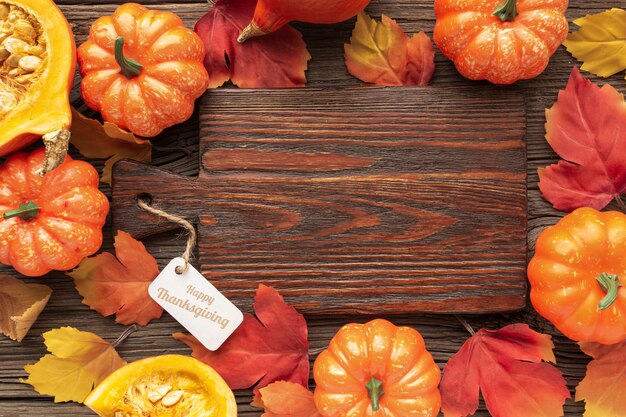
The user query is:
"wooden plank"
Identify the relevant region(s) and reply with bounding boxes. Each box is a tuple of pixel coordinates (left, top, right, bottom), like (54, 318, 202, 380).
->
(112, 86, 527, 314)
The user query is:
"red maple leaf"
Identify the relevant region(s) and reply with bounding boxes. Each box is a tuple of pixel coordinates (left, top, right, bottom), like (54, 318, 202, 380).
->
(440, 323, 570, 417)
(174, 285, 309, 394)
(539, 67, 626, 212)
(195, 0, 311, 88)
(68, 231, 163, 326)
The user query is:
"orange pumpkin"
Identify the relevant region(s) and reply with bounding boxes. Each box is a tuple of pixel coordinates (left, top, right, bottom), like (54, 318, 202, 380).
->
(528, 208, 626, 345)
(314, 319, 441, 417)
(434, 0, 569, 84)
(0, 0, 75, 158)
(0, 148, 109, 277)
(77, 3, 209, 137)
(238, 0, 371, 42)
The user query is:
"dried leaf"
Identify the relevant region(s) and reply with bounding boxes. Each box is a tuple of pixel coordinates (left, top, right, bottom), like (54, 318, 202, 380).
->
(195, 0, 311, 88)
(0, 275, 51, 342)
(563, 8, 626, 79)
(22, 327, 126, 403)
(68, 231, 163, 326)
(174, 285, 309, 394)
(344, 12, 435, 86)
(440, 324, 570, 417)
(538, 67, 626, 211)
(253, 381, 321, 417)
(69, 108, 152, 185)
(576, 340, 626, 417)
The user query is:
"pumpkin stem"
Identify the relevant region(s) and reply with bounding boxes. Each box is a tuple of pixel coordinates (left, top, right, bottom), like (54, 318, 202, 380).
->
(114, 36, 143, 78)
(365, 377, 384, 412)
(3, 201, 40, 221)
(596, 273, 622, 310)
(493, 0, 518, 22)
(42, 128, 70, 175)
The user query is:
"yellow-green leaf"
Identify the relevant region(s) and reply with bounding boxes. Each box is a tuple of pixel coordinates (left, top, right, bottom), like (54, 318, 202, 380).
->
(344, 12, 435, 86)
(69, 108, 152, 185)
(0, 275, 51, 342)
(563, 8, 626, 78)
(22, 327, 126, 403)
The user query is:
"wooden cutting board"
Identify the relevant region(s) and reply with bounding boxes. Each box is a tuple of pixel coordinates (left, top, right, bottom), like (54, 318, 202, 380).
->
(112, 86, 527, 314)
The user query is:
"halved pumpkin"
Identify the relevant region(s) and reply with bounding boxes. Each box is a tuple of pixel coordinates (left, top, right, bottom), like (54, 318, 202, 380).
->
(84, 355, 238, 417)
(0, 0, 75, 158)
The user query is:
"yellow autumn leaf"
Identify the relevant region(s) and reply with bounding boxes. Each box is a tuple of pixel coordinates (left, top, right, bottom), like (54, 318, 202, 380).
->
(0, 275, 51, 342)
(563, 8, 626, 78)
(344, 12, 435, 86)
(22, 327, 126, 403)
(70, 108, 152, 185)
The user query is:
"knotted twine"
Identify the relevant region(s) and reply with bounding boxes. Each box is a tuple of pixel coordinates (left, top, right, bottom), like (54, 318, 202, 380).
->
(137, 198, 197, 274)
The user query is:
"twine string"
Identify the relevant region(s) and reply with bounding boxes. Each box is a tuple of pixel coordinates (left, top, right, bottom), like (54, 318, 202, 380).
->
(137, 198, 197, 274)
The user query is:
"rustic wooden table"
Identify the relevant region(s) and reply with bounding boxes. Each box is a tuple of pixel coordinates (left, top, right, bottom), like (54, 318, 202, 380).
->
(2, 0, 625, 416)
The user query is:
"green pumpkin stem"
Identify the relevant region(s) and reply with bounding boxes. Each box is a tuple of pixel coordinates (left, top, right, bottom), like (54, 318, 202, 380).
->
(3, 201, 40, 221)
(596, 273, 622, 310)
(365, 377, 384, 412)
(114, 36, 143, 78)
(493, 0, 518, 21)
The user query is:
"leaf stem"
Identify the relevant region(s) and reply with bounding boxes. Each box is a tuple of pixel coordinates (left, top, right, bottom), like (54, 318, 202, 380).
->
(616, 195, 626, 212)
(111, 324, 138, 348)
(455, 315, 476, 336)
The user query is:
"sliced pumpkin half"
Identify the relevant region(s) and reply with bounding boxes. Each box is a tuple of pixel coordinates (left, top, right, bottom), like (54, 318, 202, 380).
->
(84, 354, 237, 417)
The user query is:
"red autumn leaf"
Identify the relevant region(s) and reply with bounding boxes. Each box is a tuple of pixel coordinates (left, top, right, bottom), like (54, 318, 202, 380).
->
(195, 0, 311, 88)
(174, 284, 309, 394)
(539, 67, 626, 212)
(344, 12, 435, 86)
(575, 340, 626, 417)
(68, 231, 163, 326)
(440, 323, 570, 417)
(253, 381, 322, 417)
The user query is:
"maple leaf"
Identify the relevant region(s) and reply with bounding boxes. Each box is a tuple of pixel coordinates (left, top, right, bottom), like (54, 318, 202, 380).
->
(68, 230, 163, 326)
(0, 275, 51, 342)
(576, 340, 626, 417)
(440, 323, 570, 417)
(174, 284, 309, 394)
(538, 67, 626, 212)
(563, 9, 626, 79)
(69, 108, 152, 185)
(195, 0, 311, 88)
(252, 381, 321, 417)
(344, 12, 435, 86)
(22, 326, 126, 403)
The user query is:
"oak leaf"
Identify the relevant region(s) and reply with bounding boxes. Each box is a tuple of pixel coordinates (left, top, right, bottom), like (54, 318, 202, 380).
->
(252, 381, 321, 417)
(440, 323, 570, 417)
(0, 275, 51, 342)
(174, 284, 309, 394)
(68, 230, 163, 326)
(563, 9, 626, 79)
(195, 0, 311, 88)
(345, 12, 435, 86)
(576, 340, 626, 417)
(22, 327, 126, 403)
(538, 67, 626, 211)
(69, 108, 152, 185)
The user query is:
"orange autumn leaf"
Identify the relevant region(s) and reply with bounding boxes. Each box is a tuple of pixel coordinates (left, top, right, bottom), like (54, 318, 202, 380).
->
(253, 381, 321, 417)
(576, 340, 626, 417)
(195, 0, 311, 88)
(0, 275, 52, 342)
(69, 108, 152, 185)
(440, 324, 570, 417)
(345, 12, 435, 86)
(68, 231, 163, 326)
(22, 327, 126, 403)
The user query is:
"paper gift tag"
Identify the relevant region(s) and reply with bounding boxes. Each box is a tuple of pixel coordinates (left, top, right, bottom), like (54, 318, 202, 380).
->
(149, 257, 243, 351)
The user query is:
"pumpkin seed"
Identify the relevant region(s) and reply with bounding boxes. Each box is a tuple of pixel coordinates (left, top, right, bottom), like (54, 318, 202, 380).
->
(5, 52, 23, 68)
(0, 91, 17, 113)
(147, 384, 171, 403)
(18, 55, 41, 72)
(161, 390, 184, 407)
(3, 37, 28, 53)
(14, 19, 35, 42)
(28, 45, 44, 56)
(0, 47, 8, 61)
(0, 4, 9, 20)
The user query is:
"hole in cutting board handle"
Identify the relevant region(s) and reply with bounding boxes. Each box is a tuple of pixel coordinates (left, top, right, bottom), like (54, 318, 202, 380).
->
(136, 192, 153, 205)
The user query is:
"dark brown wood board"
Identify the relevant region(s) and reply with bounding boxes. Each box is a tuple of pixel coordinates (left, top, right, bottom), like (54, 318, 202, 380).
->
(112, 86, 527, 314)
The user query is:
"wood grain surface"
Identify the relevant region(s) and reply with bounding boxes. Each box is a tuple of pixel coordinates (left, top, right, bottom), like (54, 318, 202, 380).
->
(112, 87, 527, 314)
(2, 0, 626, 416)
